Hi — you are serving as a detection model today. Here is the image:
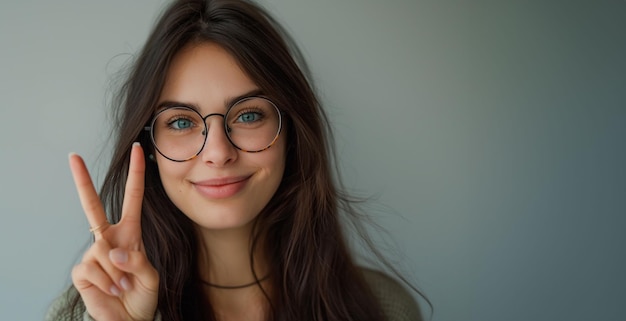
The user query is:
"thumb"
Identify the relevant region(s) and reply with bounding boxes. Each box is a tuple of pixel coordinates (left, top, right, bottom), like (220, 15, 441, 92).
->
(109, 248, 159, 292)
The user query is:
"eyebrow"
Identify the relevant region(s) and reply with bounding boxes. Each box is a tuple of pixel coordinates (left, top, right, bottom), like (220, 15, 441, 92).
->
(156, 88, 264, 113)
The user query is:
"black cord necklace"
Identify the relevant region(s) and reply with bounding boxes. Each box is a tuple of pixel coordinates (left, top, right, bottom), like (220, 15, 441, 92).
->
(201, 275, 270, 290)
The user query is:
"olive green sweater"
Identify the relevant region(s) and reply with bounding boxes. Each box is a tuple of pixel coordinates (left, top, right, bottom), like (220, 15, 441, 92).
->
(46, 268, 422, 321)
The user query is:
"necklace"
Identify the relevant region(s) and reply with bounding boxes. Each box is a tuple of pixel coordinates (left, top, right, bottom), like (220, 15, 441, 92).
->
(201, 275, 270, 290)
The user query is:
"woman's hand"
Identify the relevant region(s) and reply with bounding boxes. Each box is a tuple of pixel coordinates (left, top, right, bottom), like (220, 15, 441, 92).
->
(69, 143, 159, 321)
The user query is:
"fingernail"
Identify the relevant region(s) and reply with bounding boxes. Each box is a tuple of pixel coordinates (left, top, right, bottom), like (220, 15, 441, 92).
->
(109, 249, 128, 264)
(133, 142, 141, 147)
(110, 285, 121, 297)
(120, 276, 132, 291)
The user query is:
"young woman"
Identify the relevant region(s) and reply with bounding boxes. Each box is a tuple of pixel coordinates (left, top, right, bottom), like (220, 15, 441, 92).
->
(47, 0, 426, 320)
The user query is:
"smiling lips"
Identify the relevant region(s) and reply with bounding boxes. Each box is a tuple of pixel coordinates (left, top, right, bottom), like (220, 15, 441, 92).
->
(192, 175, 251, 199)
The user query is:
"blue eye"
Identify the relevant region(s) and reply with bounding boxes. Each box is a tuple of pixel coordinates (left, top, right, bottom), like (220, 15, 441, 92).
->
(236, 112, 261, 123)
(170, 118, 193, 129)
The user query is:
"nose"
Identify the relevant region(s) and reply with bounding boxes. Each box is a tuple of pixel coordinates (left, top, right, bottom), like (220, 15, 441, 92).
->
(199, 115, 237, 166)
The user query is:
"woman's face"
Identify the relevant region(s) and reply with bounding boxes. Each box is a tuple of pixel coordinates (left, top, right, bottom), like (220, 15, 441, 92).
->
(155, 42, 286, 231)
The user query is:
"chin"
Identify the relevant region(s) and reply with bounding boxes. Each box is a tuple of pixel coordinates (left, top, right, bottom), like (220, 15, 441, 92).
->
(185, 203, 261, 232)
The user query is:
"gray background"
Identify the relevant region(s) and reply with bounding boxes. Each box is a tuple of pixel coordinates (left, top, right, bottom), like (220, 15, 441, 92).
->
(1, 1, 624, 320)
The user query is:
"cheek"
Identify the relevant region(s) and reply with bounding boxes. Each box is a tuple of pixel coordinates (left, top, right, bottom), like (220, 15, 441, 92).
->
(156, 158, 190, 191)
(264, 139, 287, 175)
(242, 141, 286, 193)
(267, 147, 287, 192)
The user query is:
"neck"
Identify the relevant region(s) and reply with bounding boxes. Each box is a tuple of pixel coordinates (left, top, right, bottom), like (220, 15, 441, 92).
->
(195, 225, 270, 321)
(196, 224, 269, 287)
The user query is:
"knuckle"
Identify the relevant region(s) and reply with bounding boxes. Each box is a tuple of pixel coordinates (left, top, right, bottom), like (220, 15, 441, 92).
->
(72, 262, 92, 280)
(129, 251, 147, 268)
(134, 252, 158, 277)
(91, 239, 111, 254)
(127, 188, 144, 200)
(81, 240, 112, 263)
(84, 198, 102, 213)
(70, 264, 82, 280)
(130, 165, 145, 175)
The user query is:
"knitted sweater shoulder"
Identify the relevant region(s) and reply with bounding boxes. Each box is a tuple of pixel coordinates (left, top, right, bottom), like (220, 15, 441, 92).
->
(361, 268, 423, 321)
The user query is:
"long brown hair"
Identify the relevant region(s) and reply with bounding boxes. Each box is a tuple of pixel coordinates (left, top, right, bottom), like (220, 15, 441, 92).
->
(59, 0, 428, 320)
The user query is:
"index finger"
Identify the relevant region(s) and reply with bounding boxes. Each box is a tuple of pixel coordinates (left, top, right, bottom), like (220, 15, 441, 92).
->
(120, 142, 146, 223)
(68, 153, 108, 238)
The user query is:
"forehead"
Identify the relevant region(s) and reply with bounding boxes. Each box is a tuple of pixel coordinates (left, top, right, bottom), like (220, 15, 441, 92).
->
(158, 42, 259, 112)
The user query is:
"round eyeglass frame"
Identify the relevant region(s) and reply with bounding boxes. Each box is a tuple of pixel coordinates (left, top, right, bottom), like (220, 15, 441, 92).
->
(144, 96, 283, 162)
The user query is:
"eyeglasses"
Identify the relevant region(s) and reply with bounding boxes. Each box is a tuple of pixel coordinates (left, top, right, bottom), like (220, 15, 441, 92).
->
(145, 96, 283, 162)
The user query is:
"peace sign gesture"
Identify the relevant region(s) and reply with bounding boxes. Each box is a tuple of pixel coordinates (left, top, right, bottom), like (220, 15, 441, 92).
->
(69, 143, 159, 321)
